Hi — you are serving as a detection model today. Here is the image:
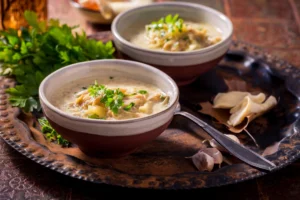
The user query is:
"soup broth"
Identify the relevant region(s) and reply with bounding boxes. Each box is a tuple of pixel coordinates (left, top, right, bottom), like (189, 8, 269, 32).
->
(130, 14, 223, 52)
(53, 76, 170, 120)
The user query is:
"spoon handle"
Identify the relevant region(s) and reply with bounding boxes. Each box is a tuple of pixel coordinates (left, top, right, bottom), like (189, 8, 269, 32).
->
(174, 111, 276, 171)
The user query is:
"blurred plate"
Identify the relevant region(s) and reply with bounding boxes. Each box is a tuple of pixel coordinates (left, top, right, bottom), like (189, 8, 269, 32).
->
(69, 0, 158, 24)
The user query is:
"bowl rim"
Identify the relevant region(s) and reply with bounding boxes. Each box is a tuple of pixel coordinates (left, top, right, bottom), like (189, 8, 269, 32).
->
(39, 59, 179, 124)
(111, 1, 233, 56)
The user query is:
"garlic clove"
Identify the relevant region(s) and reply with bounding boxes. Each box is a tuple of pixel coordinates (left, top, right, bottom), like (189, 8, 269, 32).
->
(199, 147, 223, 164)
(209, 138, 225, 151)
(191, 151, 215, 172)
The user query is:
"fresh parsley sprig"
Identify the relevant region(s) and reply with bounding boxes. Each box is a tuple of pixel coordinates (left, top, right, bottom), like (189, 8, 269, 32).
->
(38, 117, 70, 147)
(0, 10, 115, 113)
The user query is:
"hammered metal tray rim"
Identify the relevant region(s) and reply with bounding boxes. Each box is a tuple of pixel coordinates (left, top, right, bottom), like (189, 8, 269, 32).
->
(1, 116, 300, 190)
(0, 39, 299, 190)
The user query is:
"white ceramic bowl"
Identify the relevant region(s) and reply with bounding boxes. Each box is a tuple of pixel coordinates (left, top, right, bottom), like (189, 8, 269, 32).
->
(111, 2, 233, 85)
(39, 59, 179, 157)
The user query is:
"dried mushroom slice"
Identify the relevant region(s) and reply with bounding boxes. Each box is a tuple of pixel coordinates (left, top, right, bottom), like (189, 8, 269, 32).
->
(198, 101, 246, 133)
(213, 91, 266, 109)
(227, 95, 277, 127)
(199, 92, 278, 133)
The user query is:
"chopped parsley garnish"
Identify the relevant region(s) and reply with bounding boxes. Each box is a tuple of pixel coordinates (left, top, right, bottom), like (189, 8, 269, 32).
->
(124, 102, 135, 111)
(138, 90, 148, 94)
(147, 14, 184, 34)
(87, 81, 124, 114)
(88, 81, 105, 97)
(38, 117, 70, 147)
(102, 88, 124, 114)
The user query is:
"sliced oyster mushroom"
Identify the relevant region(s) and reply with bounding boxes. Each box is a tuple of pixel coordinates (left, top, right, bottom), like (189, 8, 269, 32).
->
(213, 91, 266, 109)
(228, 95, 277, 127)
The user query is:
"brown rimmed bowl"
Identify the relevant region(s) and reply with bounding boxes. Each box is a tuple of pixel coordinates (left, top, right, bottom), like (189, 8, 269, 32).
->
(38, 59, 179, 157)
(111, 2, 233, 85)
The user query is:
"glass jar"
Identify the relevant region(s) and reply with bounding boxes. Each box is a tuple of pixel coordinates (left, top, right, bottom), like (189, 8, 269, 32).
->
(0, 0, 47, 30)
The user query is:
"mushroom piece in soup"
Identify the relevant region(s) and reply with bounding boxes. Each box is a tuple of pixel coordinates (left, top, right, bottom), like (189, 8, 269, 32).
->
(55, 77, 170, 120)
(130, 14, 222, 52)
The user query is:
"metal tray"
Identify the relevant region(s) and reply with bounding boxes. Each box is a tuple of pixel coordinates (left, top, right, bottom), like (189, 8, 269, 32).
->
(0, 37, 299, 189)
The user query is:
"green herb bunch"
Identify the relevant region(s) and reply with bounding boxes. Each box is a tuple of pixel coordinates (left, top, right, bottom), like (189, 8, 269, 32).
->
(0, 10, 115, 113)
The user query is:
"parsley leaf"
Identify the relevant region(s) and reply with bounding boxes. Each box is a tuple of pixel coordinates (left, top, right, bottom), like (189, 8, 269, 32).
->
(87, 82, 124, 114)
(0, 10, 115, 113)
(38, 117, 70, 147)
(88, 81, 105, 97)
(124, 102, 135, 111)
(147, 14, 184, 34)
(138, 90, 148, 94)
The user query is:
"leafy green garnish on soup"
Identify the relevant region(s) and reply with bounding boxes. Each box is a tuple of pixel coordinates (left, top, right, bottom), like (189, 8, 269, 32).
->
(147, 14, 184, 34)
(87, 81, 125, 114)
(88, 81, 105, 97)
(124, 102, 135, 111)
(0, 10, 115, 113)
(138, 90, 148, 94)
(38, 117, 70, 147)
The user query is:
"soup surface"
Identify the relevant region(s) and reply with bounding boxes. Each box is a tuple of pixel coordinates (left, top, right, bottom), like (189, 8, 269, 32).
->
(53, 76, 170, 120)
(130, 14, 223, 52)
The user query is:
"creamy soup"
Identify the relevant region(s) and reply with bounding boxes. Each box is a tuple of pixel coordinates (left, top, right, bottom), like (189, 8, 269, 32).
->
(130, 14, 223, 52)
(53, 76, 170, 120)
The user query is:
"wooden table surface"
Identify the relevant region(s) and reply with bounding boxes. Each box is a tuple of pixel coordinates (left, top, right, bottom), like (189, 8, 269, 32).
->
(1, 0, 300, 199)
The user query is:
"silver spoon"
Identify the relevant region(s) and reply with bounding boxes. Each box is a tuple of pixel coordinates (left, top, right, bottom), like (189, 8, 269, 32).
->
(174, 103, 276, 171)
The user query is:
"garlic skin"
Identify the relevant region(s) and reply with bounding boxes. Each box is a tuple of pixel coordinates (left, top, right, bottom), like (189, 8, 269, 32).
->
(213, 91, 266, 109)
(227, 95, 277, 127)
(199, 147, 223, 164)
(191, 151, 215, 172)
